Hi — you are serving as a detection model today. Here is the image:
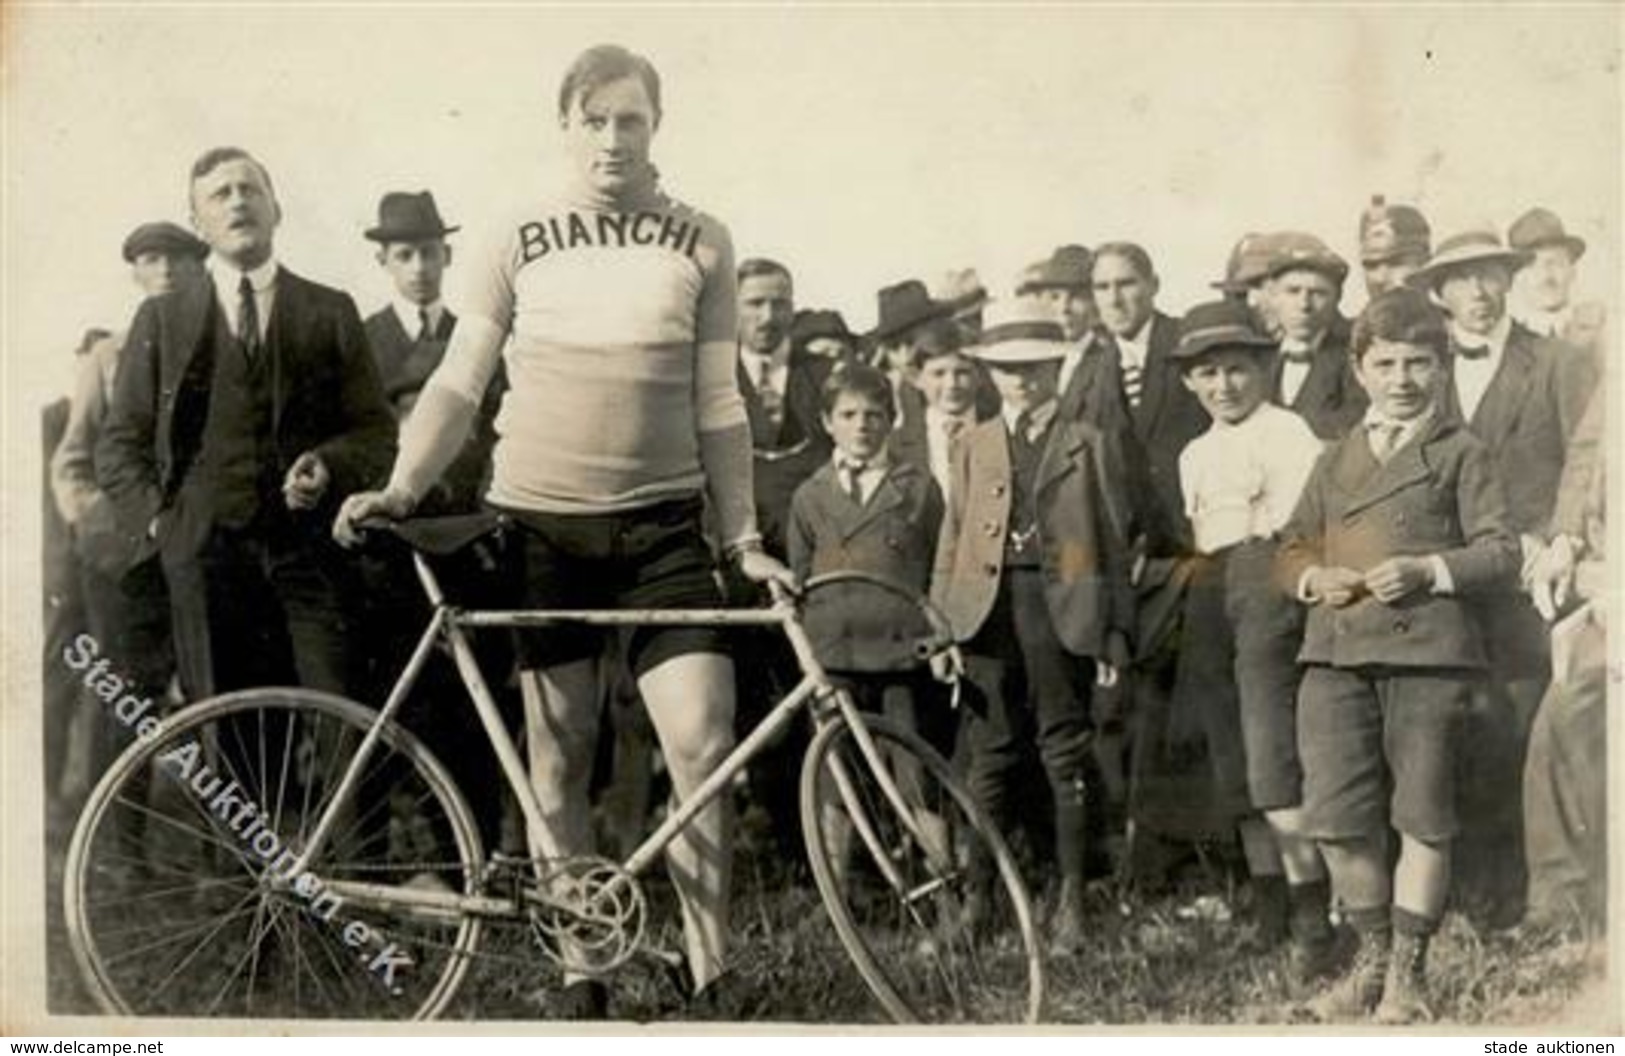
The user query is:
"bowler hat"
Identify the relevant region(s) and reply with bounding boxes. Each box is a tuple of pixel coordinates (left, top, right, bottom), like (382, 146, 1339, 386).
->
(1262, 232, 1349, 285)
(1212, 232, 1279, 292)
(121, 221, 208, 264)
(1508, 207, 1586, 262)
(1172, 300, 1275, 363)
(1015, 244, 1093, 294)
(365, 191, 459, 243)
(969, 300, 1069, 364)
(792, 308, 856, 347)
(1405, 231, 1532, 291)
(1359, 195, 1432, 264)
(869, 280, 951, 343)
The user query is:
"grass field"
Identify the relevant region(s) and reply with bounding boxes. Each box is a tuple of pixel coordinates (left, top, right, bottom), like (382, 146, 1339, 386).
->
(44, 800, 1612, 1028)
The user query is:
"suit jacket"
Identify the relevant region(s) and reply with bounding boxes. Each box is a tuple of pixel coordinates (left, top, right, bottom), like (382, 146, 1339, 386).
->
(932, 414, 1134, 657)
(738, 347, 833, 555)
(1274, 316, 1368, 442)
(1550, 389, 1605, 564)
(364, 306, 504, 512)
(1449, 322, 1595, 535)
(788, 460, 945, 672)
(1056, 329, 1162, 554)
(1127, 312, 1210, 553)
(1276, 414, 1519, 670)
(365, 304, 455, 406)
(98, 267, 396, 562)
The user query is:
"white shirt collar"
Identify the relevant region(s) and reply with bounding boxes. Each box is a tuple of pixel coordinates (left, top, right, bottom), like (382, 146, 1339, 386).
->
(741, 339, 790, 370)
(209, 254, 277, 295)
(1115, 317, 1153, 367)
(1451, 313, 1512, 358)
(833, 446, 890, 473)
(926, 405, 973, 432)
(1278, 328, 1325, 356)
(391, 296, 445, 338)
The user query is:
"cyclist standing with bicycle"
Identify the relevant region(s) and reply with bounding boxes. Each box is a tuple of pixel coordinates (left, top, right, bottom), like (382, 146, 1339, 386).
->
(335, 43, 793, 1019)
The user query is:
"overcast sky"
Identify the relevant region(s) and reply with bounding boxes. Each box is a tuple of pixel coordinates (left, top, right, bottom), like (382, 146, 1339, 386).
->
(4, 4, 1618, 405)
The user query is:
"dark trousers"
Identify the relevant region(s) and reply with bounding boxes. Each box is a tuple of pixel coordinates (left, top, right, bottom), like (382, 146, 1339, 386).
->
(166, 522, 356, 700)
(1456, 597, 1549, 927)
(80, 556, 174, 777)
(1523, 612, 1607, 929)
(43, 546, 88, 805)
(961, 568, 1098, 887)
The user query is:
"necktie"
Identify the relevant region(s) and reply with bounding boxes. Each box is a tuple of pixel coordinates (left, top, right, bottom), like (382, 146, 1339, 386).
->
(940, 416, 967, 442)
(1369, 420, 1406, 463)
(841, 460, 867, 506)
(1122, 362, 1144, 408)
(417, 308, 433, 343)
(238, 275, 261, 360)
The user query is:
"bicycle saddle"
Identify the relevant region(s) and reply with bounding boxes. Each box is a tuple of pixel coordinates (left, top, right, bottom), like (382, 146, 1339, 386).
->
(370, 511, 508, 555)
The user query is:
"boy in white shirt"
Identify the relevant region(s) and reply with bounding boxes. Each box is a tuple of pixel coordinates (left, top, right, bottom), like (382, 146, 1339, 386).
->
(1169, 299, 1333, 976)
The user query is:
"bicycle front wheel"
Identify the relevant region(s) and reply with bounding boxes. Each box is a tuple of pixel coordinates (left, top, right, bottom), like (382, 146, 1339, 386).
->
(63, 687, 485, 1019)
(800, 711, 1044, 1024)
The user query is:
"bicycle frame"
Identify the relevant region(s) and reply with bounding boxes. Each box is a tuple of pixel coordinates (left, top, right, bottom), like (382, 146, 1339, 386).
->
(296, 550, 946, 922)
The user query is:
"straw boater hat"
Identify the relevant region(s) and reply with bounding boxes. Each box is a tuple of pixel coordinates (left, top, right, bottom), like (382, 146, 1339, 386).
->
(1405, 230, 1532, 291)
(1507, 207, 1586, 262)
(969, 300, 1070, 364)
(931, 267, 989, 319)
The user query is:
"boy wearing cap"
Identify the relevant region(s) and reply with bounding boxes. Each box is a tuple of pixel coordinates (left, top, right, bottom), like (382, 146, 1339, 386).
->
(1165, 300, 1333, 973)
(1262, 232, 1368, 442)
(932, 300, 1133, 954)
(1358, 195, 1432, 298)
(1279, 289, 1519, 1023)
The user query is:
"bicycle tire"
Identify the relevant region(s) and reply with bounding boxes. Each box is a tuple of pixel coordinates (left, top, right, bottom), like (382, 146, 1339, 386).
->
(799, 711, 1044, 1023)
(63, 687, 485, 1019)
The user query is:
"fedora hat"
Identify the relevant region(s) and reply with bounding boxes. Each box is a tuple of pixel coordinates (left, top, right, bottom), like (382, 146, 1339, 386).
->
(969, 300, 1069, 364)
(1015, 244, 1093, 294)
(1508, 207, 1586, 261)
(365, 191, 459, 243)
(1405, 230, 1532, 291)
(869, 280, 951, 343)
(121, 221, 208, 264)
(1172, 300, 1276, 363)
(1262, 231, 1349, 285)
(931, 267, 989, 319)
(1359, 194, 1431, 264)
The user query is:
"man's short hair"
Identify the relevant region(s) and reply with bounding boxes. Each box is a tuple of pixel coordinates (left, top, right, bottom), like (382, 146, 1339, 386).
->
(1351, 288, 1449, 361)
(558, 44, 662, 122)
(1092, 241, 1157, 282)
(189, 146, 276, 199)
(738, 257, 792, 286)
(820, 361, 896, 421)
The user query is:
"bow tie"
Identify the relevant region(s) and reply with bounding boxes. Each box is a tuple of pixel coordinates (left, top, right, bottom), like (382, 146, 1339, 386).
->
(1455, 342, 1491, 360)
(1278, 346, 1313, 365)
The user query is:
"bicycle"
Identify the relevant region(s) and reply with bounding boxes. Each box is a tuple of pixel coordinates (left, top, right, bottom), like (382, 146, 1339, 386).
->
(63, 513, 1044, 1023)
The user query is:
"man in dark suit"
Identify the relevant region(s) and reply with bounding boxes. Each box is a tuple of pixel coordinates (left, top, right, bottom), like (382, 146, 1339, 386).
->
(98, 146, 396, 700)
(735, 258, 831, 558)
(1262, 233, 1367, 442)
(1406, 230, 1595, 930)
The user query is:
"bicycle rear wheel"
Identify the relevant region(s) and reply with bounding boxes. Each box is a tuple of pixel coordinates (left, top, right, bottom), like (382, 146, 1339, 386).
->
(800, 711, 1044, 1023)
(63, 687, 485, 1019)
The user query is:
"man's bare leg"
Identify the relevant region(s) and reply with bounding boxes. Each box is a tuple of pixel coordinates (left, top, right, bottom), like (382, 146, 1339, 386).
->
(638, 651, 736, 993)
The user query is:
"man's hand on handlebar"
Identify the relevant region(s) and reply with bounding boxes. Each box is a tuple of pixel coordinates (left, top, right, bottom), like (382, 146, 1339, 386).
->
(333, 487, 417, 548)
(735, 546, 800, 598)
